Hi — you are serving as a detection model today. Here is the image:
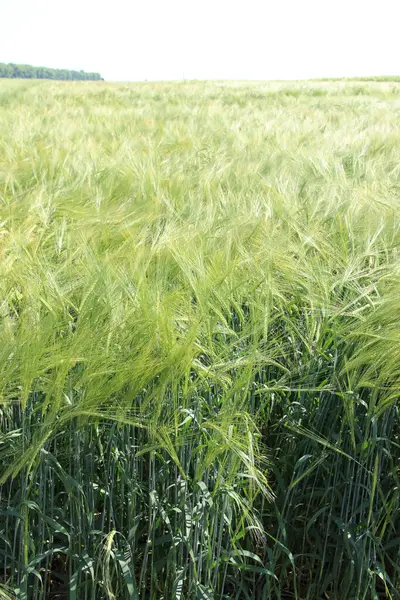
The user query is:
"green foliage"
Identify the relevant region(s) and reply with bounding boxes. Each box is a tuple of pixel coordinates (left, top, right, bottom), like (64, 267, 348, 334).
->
(0, 62, 103, 80)
(0, 79, 399, 598)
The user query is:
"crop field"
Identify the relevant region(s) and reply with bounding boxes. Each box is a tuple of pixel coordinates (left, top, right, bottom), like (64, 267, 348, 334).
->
(0, 79, 400, 599)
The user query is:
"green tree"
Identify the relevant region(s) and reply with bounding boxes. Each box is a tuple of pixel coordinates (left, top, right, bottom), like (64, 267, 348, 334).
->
(0, 62, 103, 80)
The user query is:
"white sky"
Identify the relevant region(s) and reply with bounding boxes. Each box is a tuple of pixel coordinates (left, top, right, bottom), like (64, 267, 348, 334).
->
(0, 0, 399, 81)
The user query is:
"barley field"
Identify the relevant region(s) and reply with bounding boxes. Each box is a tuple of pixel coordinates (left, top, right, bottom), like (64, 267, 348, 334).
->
(0, 79, 399, 599)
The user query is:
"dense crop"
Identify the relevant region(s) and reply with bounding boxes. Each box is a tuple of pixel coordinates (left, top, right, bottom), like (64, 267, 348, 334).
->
(0, 79, 399, 599)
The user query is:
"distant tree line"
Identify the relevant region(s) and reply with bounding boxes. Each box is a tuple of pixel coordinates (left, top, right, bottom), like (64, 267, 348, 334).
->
(0, 62, 103, 80)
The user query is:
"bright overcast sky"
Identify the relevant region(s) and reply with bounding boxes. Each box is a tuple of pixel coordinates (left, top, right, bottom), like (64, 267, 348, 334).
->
(0, 0, 399, 81)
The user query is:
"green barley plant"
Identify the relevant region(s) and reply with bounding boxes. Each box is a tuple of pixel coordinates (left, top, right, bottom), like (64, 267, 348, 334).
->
(0, 78, 399, 598)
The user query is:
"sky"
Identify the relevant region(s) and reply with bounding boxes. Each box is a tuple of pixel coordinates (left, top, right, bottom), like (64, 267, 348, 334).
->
(0, 0, 399, 81)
